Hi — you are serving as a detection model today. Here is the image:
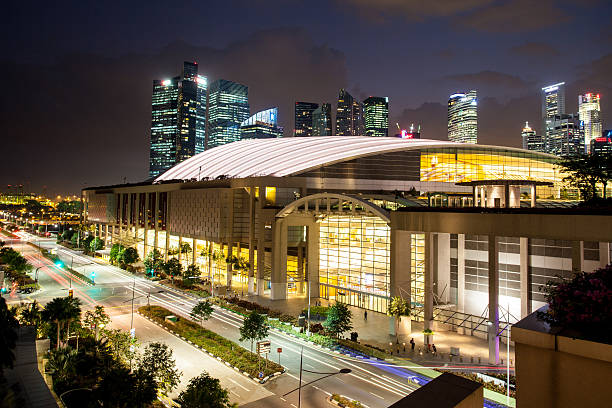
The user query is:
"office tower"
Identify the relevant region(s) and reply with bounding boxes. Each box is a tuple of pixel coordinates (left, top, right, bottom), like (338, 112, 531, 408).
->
(240, 108, 283, 140)
(149, 61, 207, 178)
(448, 91, 478, 143)
(312, 103, 332, 136)
(294, 102, 319, 137)
(363, 96, 389, 137)
(336, 89, 364, 136)
(579, 93, 602, 153)
(521, 121, 544, 152)
(542, 82, 566, 150)
(590, 132, 612, 156)
(207, 79, 249, 150)
(546, 114, 584, 157)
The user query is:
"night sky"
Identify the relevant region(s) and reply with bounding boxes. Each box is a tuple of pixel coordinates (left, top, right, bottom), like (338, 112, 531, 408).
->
(2, 0, 612, 196)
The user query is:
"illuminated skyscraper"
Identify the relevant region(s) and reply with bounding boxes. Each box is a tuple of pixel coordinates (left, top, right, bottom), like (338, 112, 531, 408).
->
(312, 103, 332, 136)
(336, 89, 364, 136)
(240, 108, 283, 140)
(547, 114, 584, 157)
(363, 96, 389, 137)
(579, 93, 602, 153)
(207, 79, 249, 150)
(149, 61, 207, 178)
(294, 102, 318, 137)
(521, 121, 544, 152)
(542, 82, 566, 152)
(447, 90, 477, 143)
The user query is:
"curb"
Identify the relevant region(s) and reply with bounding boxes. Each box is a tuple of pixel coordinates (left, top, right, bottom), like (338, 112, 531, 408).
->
(136, 311, 285, 384)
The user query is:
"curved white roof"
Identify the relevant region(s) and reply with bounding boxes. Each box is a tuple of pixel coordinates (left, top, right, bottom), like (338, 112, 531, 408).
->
(155, 136, 554, 181)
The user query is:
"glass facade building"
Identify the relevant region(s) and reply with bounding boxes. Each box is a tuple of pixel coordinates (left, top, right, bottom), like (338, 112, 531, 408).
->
(149, 61, 207, 178)
(363, 96, 389, 137)
(240, 108, 283, 140)
(207, 79, 249, 150)
(545, 114, 585, 157)
(521, 121, 544, 152)
(294, 102, 318, 137)
(448, 91, 477, 144)
(336, 89, 364, 136)
(579, 93, 602, 153)
(312, 103, 332, 136)
(542, 82, 566, 152)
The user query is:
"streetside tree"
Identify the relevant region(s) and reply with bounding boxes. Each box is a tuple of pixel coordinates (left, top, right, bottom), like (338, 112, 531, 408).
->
(0, 297, 19, 371)
(42, 296, 81, 349)
(163, 258, 182, 282)
(177, 371, 235, 408)
(239, 311, 269, 352)
(388, 296, 411, 341)
(82, 305, 110, 341)
(137, 342, 182, 395)
(89, 237, 104, 253)
(323, 302, 353, 339)
(143, 248, 164, 276)
(182, 264, 200, 288)
(190, 300, 214, 327)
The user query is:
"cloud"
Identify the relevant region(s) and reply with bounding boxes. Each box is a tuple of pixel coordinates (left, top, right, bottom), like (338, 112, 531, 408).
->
(443, 70, 534, 100)
(460, 0, 570, 32)
(0, 28, 347, 195)
(509, 42, 560, 58)
(335, 0, 494, 21)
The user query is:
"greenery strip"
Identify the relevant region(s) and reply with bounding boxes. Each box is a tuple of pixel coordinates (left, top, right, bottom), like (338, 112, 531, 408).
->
(138, 305, 284, 381)
(40, 249, 95, 285)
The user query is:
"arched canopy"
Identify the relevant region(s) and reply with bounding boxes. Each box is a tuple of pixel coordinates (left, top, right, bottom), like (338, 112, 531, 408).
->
(276, 193, 391, 223)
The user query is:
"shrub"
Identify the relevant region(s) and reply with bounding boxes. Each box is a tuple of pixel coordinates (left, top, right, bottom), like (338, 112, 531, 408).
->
(331, 394, 364, 408)
(309, 323, 324, 334)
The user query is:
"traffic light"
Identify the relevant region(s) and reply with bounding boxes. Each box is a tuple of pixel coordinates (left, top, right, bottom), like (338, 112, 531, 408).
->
(55, 260, 64, 269)
(68, 289, 74, 298)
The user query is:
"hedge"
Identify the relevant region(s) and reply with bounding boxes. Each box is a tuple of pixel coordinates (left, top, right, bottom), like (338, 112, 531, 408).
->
(138, 305, 283, 378)
(336, 338, 389, 360)
(331, 394, 364, 408)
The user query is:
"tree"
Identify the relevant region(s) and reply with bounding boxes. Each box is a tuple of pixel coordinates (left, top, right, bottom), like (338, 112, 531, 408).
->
(0, 297, 19, 371)
(177, 371, 233, 408)
(190, 300, 214, 326)
(119, 247, 139, 268)
(82, 305, 110, 341)
(239, 311, 269, 352)
(42, 296, 82, 349)
(109, 243, 125, 265)
(95, 365, 157, 408)
(143, 249, 164, 275)
(163, 258, 182, 280)
(80, 235, 94, 252)
(557, 154, 609, 201)
(60, 229, 74, 242)
(89, 237, 104, 253)
(19, 300, 42, 327)
(323, 302, 353, 338)
(137, 342, 181, 394)
(388, 297, 411, 340)
(104, 328, 138, 364)
(182, 264, 200, 287)
(70, 233, 79, 247)
(180, 242, 192, 261)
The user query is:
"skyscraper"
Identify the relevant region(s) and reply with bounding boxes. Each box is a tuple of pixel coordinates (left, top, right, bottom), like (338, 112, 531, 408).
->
(149, 61, 207, 178)
(336, 89, 364, 136)
(447, 91, 478, 144)
(294, 102, 318, 137)
(546, 114, 584, 157)
(521, 121, 544, 152)
(579, 93, 602, 153)
(240, 108, 283, 140)
(312, 103, 332, 136)
(542, 82, 566, 151)
(207, 79, 249, 150)
(363, 96, 389, 137)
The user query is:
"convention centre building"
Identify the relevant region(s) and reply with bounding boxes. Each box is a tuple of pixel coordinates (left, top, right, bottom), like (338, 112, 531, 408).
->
(83, 137, 612, 363)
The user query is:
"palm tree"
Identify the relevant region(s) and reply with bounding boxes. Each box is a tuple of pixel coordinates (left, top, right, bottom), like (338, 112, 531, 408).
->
(42, 297, 82, 349)
(64, 297, 82, 346)
(20, 301, 42, 327)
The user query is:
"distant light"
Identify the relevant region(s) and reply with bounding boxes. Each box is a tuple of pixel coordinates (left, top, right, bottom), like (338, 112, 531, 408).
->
(162, 79, 172, 86)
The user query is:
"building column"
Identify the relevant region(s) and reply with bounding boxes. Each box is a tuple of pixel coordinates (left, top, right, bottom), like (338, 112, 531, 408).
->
(571, 240, 584, 274)
(456, 234, 466, 334)
(480, 186, 486, 208)
(599, 242, 610, 268)
(226, 242, 233, 288)
(530, 185, 536, 208)
(390, 228, 411, 336)
(271, 219, 287, 300)
(473, 187, 478, 207)
(504, 184, 510, 208)
(248, 187, 256, 294)
(192, 238, 196, 266)
(520, 237, 531, 318)
(297, 241, 305, 294)
(256, 186, 266, 296)
(307, 222, 320, 298)
(424, 233, 434, 333)
(488, 235, 500, 365)
(436, 233, 451, 303)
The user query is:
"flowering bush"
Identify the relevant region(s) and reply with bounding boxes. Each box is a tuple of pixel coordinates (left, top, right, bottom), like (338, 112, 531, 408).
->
(538, 265, 612, 341)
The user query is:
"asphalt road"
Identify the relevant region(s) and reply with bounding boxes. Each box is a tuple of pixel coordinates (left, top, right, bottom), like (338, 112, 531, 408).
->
(6, 232, 428, 408)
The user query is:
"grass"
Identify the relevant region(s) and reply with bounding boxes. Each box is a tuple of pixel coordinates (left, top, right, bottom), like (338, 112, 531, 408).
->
(330, 394, 364, 408)
(138, 305, 283, 378)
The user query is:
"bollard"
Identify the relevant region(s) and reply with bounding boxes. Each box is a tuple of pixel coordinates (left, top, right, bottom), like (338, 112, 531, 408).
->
(478, 356, 481, 364)
(471, 356, 474, 363)
(449, 355, 452, 362)
(501, 358, 504, 365)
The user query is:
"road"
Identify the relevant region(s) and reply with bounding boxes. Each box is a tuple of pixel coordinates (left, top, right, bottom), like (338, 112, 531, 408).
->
(5, 232, 508, 408)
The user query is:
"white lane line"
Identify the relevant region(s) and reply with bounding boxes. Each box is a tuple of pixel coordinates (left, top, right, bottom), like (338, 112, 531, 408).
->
(312, 385, 332, 396)
(335, 358, 414, 393)
(369, 392, 385, 399)
(228, 378, 250, 392)
(279, 397, 286, 402)
(291, 404, 297, 408)
(347, 373, 404, 397)
(229, 389, 241, 397)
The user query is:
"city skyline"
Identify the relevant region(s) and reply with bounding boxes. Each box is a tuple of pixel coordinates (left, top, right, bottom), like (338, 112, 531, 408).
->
(2, 0, 611, 195)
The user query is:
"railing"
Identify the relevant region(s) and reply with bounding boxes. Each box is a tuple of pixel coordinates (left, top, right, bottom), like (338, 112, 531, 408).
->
(412, 305, 514, 336)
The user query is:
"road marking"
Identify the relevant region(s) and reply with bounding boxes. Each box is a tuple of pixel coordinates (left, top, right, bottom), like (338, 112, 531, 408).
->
(369, 392, 385, 399)
(279, 397, 286, 402)
(347, 373, 404, 397)
(312, 385, 331, 396)
(228, 378, 250, 392)
(291, 404, 297, 408)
